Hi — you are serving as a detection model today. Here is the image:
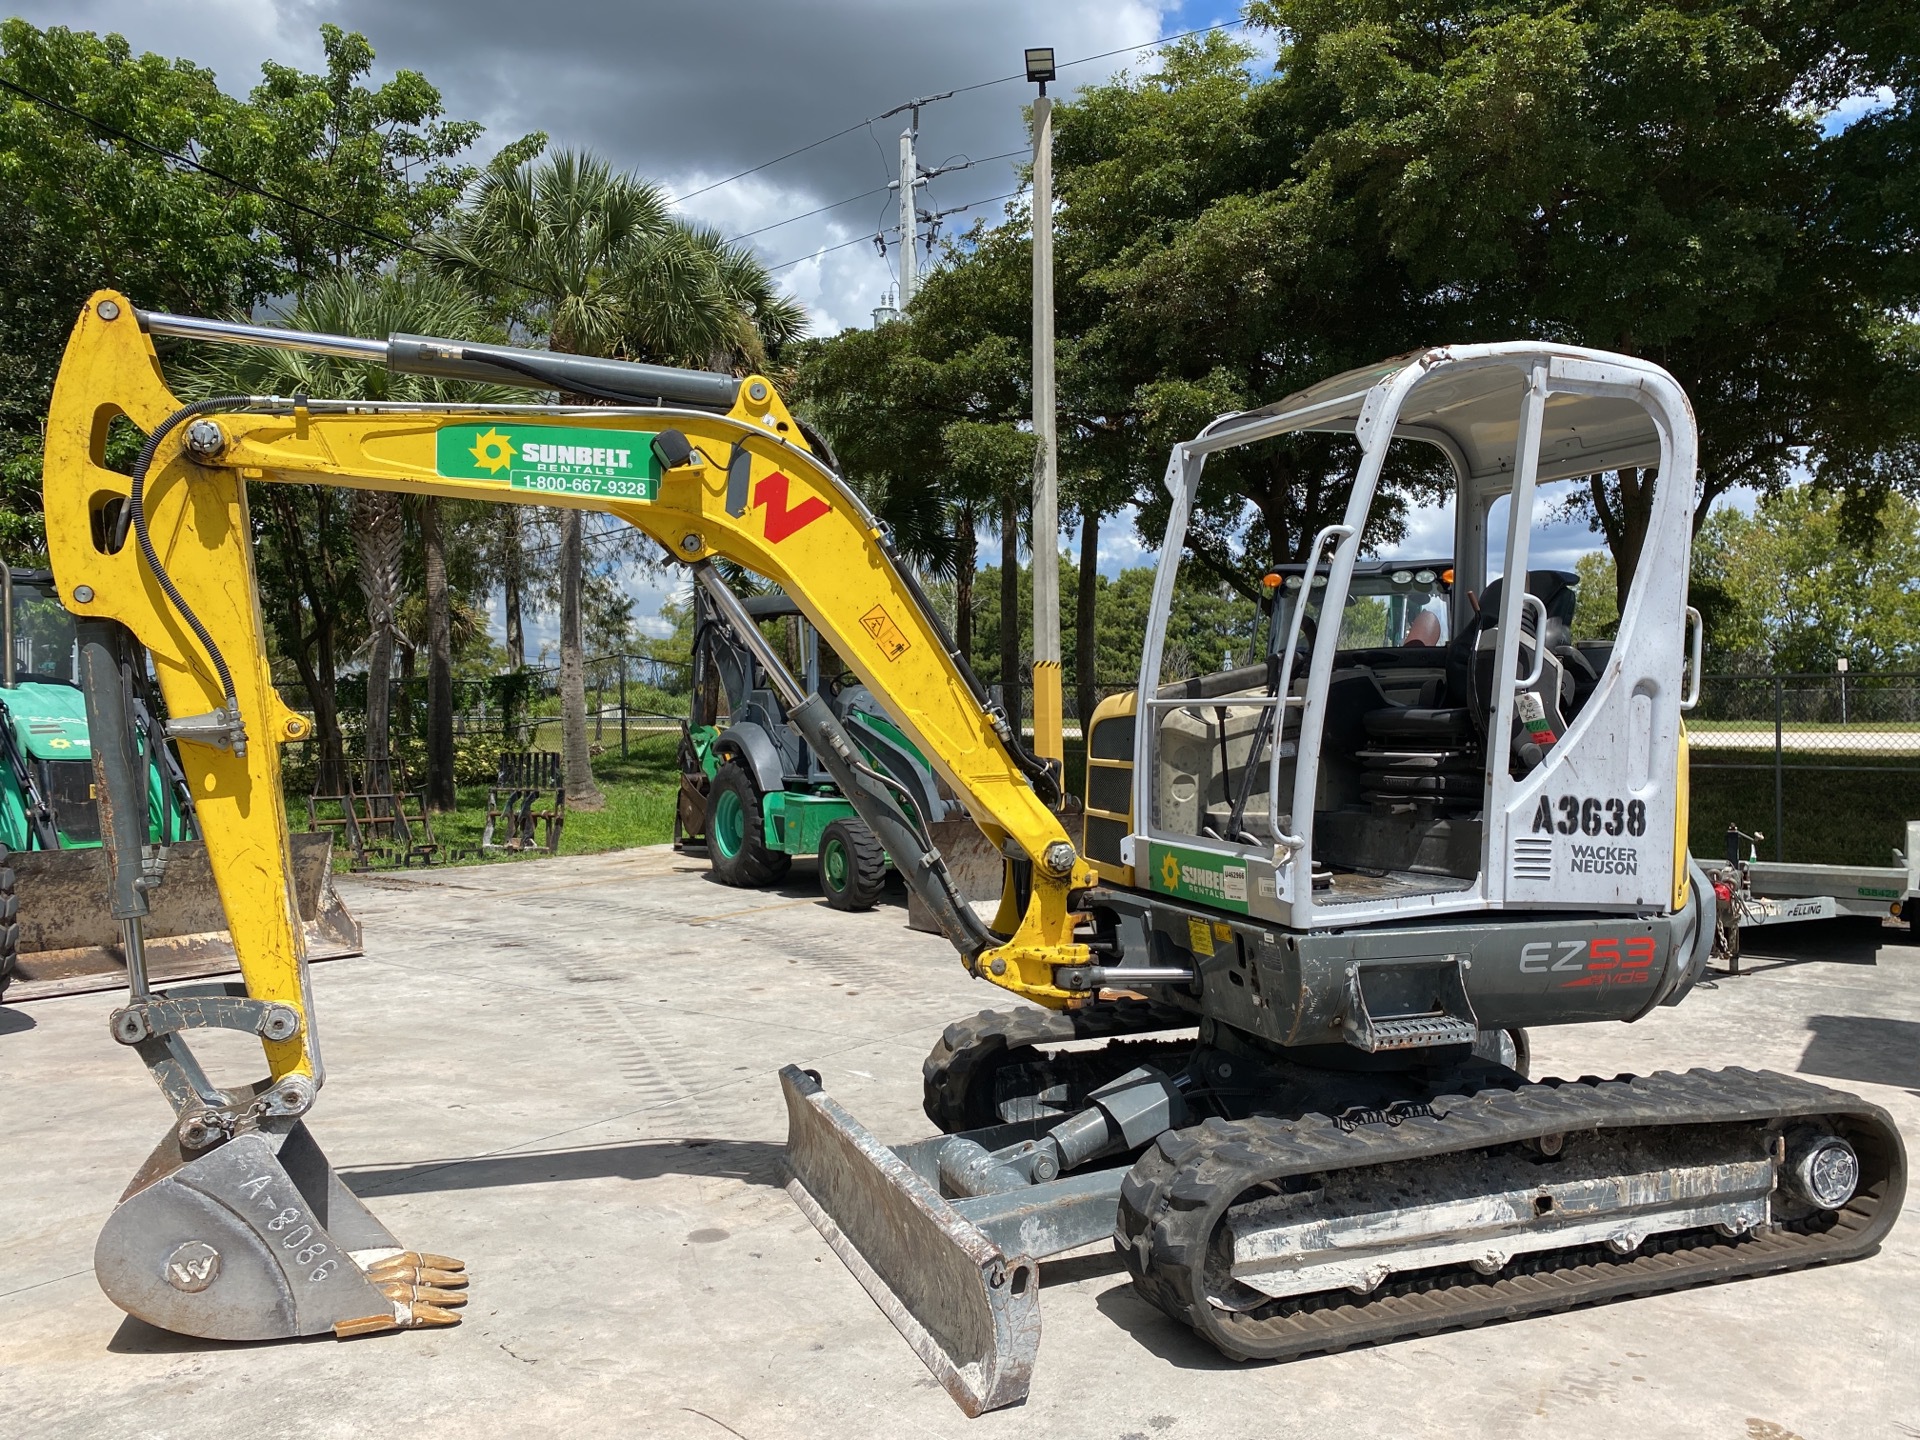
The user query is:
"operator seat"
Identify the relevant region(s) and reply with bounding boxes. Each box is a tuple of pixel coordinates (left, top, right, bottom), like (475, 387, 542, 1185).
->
(1460, 573, 1578, 771)
(1356, 570, 1580, 813)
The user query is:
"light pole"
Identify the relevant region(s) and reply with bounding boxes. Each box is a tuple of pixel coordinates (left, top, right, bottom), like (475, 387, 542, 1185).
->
(1026, 45, 1063, 769)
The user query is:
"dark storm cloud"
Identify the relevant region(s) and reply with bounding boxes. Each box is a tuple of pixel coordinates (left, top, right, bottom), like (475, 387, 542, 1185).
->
(20, 1, 1202, 324)
(313, 0, 1156, 201)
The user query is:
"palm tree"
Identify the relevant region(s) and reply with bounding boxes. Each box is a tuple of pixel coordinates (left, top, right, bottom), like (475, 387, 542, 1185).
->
(430, 149, 808, 809)
(182, 270, 504, 807)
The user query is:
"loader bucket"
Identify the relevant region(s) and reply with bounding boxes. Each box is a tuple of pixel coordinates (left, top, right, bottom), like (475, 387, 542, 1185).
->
(779, 1065, 1039, 1416)
(903, 819, 1012, 936)
(95, 1119, 423, 1340)
(6, 833, 359, 1001)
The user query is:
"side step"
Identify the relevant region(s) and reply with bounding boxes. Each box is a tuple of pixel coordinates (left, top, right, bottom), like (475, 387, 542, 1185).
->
(779, 1066, 1039, 1416)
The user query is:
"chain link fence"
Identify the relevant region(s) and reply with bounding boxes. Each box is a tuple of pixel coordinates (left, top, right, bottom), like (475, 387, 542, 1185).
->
(1689, 672, 1920, 867)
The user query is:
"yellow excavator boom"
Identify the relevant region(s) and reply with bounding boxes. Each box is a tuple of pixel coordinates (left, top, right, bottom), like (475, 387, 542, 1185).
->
(45, 292, 1093, 1079)
(41, 290, 1096, 1344)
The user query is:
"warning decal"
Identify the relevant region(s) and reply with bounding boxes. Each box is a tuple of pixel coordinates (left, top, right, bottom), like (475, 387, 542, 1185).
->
(859, 604, 911, 661)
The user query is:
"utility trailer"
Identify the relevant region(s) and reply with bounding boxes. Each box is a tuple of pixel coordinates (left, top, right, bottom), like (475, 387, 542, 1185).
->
(1709, 822, 1920, 971)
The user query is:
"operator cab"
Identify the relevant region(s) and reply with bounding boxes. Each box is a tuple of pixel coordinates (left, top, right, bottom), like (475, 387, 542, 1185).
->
(4, 568, 80, 687)
(1089, 345, 1702, 935)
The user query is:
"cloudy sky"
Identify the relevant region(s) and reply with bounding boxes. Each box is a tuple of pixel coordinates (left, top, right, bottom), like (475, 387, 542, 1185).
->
(20, 1, 1720, 651)
(25, 0, 1252, 333)
(21, 0, 1274, 646)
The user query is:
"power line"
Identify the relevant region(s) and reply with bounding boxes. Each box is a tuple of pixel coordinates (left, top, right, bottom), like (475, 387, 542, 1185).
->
(723, 184, 890, 244)
(667, 20, 1247, 208)
(946, 19, 1247, 97)
(668, 119, 877, 204)
(518, 519, 640, 560)
(0, 76, 430, 259)
(725, 147, 1025, 250)
(764, 187, 1026, 274)
(0, 73, 548, 298)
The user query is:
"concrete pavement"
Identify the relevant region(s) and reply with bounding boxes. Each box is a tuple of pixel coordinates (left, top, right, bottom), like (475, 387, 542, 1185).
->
(2, 846, 1916, 1440)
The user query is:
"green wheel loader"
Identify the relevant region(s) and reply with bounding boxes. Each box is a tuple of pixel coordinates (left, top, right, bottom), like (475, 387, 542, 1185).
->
(675, 585, 965, 911)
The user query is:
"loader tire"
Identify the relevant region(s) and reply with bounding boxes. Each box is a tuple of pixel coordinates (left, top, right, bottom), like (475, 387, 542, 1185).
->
(705, 761, 790, 888)
(0, 853, 16, 1000)
(819, 818, 886, 912)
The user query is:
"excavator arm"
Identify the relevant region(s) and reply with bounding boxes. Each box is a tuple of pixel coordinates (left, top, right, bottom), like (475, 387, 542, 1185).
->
(46, 293, 1094, 1037)
(42, 290, 1096, 1346)
(45, 288, 1095, 1063)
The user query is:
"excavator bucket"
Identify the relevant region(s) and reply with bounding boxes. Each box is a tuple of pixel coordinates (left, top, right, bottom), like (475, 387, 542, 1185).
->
(96, 1117, 463, 1340)
(6, 834, 359, 1001)
(780, 1065, 1040, 1416)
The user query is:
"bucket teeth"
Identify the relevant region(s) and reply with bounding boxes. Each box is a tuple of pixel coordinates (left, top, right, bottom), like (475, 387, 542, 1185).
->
(377, 1280, 469, 1308)
(333, 1313, 402, 1339)
(363, 1253, 468, 1290)
(364, 1250, 465, 1277)
(329, 1295, 464, 1338)
(401, 1301, 464, 1328)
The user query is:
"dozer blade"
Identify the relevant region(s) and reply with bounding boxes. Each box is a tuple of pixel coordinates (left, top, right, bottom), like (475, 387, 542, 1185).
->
(95, 1119, 462, 1341)
(7, 834, 359, 1001)
(779, 1065, 1039, 1416)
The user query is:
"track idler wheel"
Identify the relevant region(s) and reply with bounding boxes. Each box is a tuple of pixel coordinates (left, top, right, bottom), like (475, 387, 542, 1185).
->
(922, 1007, 1078, 1132)
(95, 1120, 468, 1340)
(920, 999, 1195, 1132)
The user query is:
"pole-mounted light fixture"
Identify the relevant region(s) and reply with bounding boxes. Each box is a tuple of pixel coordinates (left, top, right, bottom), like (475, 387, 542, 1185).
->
(1025, 46, 1056, 92)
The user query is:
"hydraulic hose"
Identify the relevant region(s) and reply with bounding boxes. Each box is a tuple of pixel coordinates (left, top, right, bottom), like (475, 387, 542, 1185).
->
(112, 397, 261, 748)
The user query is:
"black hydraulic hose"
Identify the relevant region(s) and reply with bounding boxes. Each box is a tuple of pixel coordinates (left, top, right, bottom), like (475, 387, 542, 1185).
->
(112, 397, 259, 739)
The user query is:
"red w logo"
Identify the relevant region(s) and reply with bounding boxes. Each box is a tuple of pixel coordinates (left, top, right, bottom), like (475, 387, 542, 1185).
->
(754, 470, 830, 543)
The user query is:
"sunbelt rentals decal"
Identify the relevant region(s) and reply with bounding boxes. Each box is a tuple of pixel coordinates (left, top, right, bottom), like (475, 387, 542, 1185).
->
(1148, 842, 1249, 914)
(436, 423, 659, 501)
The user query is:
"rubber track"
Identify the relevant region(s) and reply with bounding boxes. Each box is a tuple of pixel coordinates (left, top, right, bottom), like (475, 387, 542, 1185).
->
(922, 1000, 1189, 1132)
(1115, 1066, 1906, 1362)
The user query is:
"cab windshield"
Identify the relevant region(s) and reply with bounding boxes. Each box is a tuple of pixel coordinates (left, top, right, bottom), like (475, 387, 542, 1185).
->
(1270, 563, 1452, 655)
(8, 578, 79, 684)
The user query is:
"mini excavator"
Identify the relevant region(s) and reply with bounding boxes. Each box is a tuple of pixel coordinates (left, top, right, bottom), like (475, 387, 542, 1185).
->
(41, 295, 1902, 1409)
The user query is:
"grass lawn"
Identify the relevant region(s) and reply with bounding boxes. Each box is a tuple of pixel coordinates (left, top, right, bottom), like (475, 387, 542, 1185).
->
(1687, 718, 1920, 733)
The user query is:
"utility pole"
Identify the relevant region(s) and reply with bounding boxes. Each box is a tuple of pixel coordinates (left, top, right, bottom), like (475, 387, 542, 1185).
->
(898, 123, 918, 305)
(880, 91, 953, 310)
(1025, 47, 1062, 769)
